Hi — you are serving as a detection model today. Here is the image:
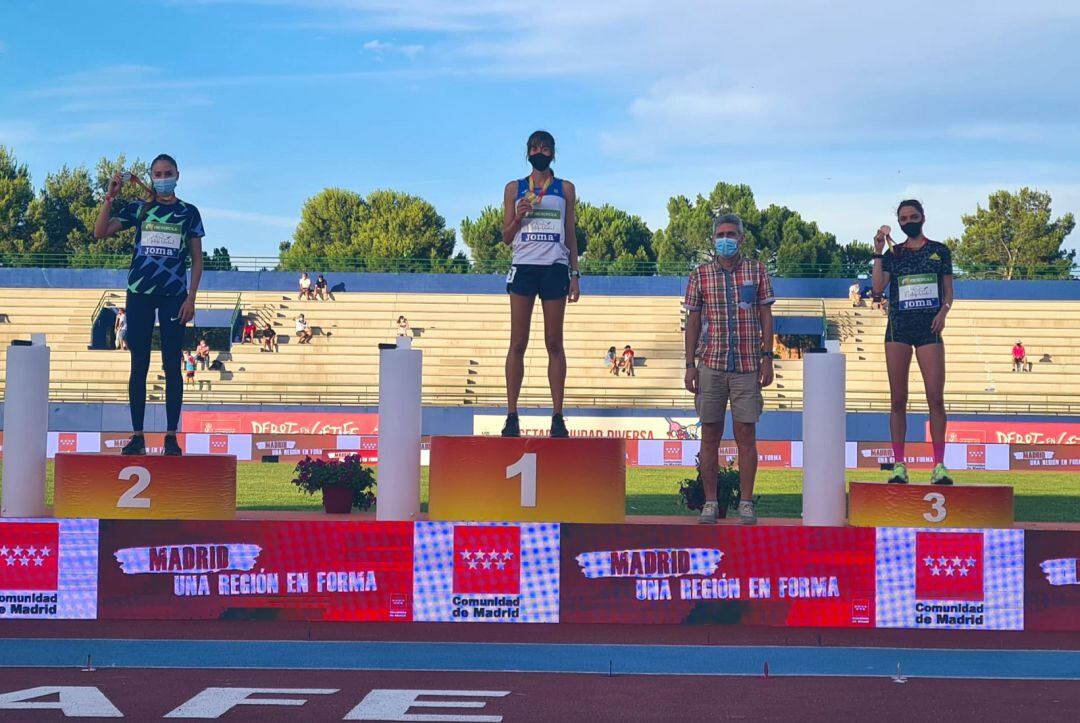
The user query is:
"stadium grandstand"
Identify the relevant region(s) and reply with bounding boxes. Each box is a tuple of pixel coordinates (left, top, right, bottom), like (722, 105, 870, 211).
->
(2, 267, 1079, 419)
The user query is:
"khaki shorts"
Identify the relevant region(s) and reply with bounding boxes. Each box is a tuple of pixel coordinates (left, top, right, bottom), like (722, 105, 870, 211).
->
(695, 365, 764, 424)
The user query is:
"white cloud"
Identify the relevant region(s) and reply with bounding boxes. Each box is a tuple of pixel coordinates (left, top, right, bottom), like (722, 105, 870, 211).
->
(363, 39, 423, 58)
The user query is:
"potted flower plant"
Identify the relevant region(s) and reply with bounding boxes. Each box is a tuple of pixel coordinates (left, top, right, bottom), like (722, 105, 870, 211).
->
(678, 453, 742, 517)
(291, 454, 376, 514)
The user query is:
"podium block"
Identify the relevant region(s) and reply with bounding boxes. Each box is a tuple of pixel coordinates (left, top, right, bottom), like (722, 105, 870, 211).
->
(54, 453, 236, 520)
(848, 481, 1013, 528)
(428, 436, 625, 523)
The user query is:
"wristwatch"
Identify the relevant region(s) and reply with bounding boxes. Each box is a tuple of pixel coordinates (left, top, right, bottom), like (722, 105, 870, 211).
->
(685, 362, 696, 369)
(872, 254, 885, 259)
(569, 269, 581, 278)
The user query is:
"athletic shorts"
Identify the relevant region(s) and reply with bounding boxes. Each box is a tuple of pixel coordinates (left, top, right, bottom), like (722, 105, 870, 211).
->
(885, 315, 942, 347)
(695, 365, 764, 424)
(506, 263, 570, 300)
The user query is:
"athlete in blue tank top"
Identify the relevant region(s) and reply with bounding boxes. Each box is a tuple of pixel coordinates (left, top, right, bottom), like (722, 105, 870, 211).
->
(499, 130, 581, 438)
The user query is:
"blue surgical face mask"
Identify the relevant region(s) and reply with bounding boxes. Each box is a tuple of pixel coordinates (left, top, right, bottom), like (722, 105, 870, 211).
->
(714, 237, 739, 258)
(153, 177, 177, 195)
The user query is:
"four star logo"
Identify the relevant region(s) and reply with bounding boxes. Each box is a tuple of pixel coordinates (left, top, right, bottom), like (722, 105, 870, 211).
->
(915, 531, 984, 601)
(453, 526, 521, 595)
(0, 522, 60, 591)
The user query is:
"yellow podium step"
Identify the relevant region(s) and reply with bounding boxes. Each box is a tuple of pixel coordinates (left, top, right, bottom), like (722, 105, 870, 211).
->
(54, 453, 237, 520)
(848, 481, 1013, 528)
(428, 436, 625, 523)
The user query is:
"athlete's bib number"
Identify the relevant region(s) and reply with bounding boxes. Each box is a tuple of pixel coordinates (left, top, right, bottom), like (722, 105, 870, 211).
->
(140, 221, 183, 258)
(898, 273, 940, 311)
(520, 207, 562, 244)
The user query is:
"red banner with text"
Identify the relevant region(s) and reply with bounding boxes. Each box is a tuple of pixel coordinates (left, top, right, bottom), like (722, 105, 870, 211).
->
(183, 411, 378, 435)
(97, 520, 413, 621)
(935, 421, 1080, 445)
(560, 524, 876, 627)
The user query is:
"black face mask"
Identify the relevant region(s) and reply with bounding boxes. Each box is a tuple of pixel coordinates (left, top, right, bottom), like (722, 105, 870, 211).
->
(900, 221, 924, 239)
(528, 153, 552, 172)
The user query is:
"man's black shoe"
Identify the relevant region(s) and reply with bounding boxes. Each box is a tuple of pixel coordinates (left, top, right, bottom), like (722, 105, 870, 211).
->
(551, 413, 569, 438)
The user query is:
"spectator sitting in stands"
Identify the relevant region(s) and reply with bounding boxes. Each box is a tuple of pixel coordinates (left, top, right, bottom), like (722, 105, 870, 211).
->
(849, 281, 863, 307)
(315, 274, 330, 301)
(1012, 340, 1026, 372)
(261, 323, 277, 352)
(184, 352, 197, 388)
(396, 315, 410, 337)
(114, 307, 128, 350)
(241, 316, 257, 343)
(298, 272, 313, 301)
(606, 346, 619, 375)
(620, 344, 636, 377)
(296, 314, 313, 344)
(195, 338, 211, 370)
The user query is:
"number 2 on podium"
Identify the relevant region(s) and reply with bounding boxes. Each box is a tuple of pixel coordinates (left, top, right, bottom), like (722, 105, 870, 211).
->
(506, 453, 537, 507)
(117, 466, 152, 509)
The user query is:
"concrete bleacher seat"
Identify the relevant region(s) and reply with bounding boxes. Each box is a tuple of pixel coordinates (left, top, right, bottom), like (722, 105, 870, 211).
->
(2, 287, 1079, 413)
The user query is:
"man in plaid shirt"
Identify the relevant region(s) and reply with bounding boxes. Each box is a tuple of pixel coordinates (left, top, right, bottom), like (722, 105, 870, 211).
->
(683, 213, 776, 524)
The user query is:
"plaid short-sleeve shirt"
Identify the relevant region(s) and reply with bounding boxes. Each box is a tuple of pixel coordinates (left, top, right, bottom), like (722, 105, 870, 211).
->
(684, 257, 776, 373)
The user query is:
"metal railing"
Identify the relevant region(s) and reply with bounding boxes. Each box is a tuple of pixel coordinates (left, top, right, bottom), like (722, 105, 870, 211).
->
(5, 378, 1080, 414)
(2, 252, 1078, 279)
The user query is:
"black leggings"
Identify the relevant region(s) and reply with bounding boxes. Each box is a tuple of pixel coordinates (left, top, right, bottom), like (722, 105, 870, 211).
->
(125, 292, 185, 432)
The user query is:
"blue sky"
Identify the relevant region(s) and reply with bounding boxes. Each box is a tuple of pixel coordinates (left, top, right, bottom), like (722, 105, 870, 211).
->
(2, 0, 1080, 260)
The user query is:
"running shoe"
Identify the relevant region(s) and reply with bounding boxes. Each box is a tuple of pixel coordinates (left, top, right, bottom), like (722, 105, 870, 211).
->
(163, 434, 183, 457)
(738, 500, 758, 525)
(550, 413, 569, 438)
(930, 463, 953, 486)
(698, 501, 720, 524)
(888, 462, 909, 484)
(501, 413, 520, 438)
(121, 435, 145, 456)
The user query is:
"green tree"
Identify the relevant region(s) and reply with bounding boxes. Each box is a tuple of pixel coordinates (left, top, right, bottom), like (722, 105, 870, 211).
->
(202, 246, 235, 271)
(0, 146, 36, 259)
(772, 215, 842, 277)
(947, 188, 1076, 279)
(654, 182, 760, 267)
(575, 202, 655, 275)
(460, 205, 509, 273)
(840, 240, 875, 277)
(281, 188, 366, 271)
(23, 165, 97, 266)
(360, 189, 456, 271)
(282, 188, 457, 272)
(70, 155, 151, 268)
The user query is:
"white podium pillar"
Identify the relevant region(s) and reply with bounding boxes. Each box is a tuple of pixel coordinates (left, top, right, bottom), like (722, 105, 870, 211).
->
(2, 334, 50, 517)
(801, 350, 846, 526)
(377, 336, 422, 521)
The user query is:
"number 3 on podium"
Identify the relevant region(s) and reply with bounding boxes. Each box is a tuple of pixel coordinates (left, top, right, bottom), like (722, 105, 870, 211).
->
(117, 466, 152, 509)
(506, 453, 537, 508)
(923, 491, 946, 523)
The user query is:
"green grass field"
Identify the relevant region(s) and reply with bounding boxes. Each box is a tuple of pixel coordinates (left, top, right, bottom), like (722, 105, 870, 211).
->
(4, 462, 1078, 522)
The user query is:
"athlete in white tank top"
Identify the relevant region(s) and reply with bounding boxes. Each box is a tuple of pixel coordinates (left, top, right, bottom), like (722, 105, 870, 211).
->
(499, 130, 581, 439)
(511, 175, 570, 265)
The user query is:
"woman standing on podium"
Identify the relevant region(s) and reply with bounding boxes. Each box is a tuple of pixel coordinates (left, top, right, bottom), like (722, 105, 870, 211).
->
(93, 154, 205, 457)
(872, 199, 953, 485)
(499, 130, 581, 438)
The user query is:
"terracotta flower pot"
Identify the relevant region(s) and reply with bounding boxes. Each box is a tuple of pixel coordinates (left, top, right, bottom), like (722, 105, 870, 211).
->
(322, 485, 353, 514)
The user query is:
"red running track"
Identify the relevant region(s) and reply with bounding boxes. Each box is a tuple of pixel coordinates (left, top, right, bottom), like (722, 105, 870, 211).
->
(1, 668, 1078, 721)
